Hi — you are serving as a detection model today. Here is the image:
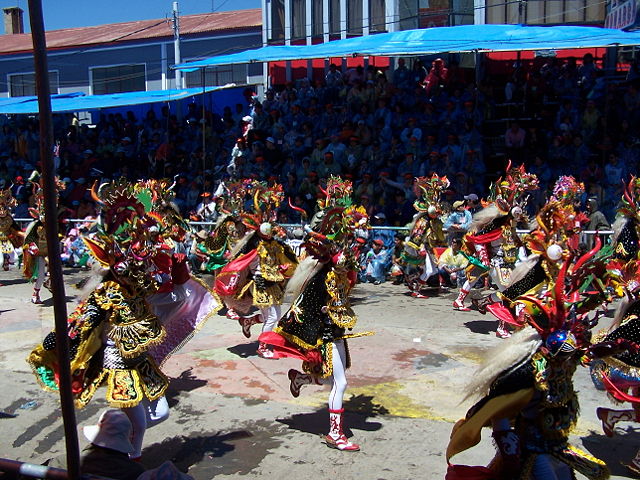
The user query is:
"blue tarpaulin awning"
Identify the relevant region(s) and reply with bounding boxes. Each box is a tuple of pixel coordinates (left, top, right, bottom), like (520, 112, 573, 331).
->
(0, 85, 231, 115)
(175, 24, 640, 69)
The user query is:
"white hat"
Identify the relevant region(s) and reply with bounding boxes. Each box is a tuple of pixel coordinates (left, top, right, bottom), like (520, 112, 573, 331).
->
(83, 410, 134, 454)
(136, 461, 194, 480)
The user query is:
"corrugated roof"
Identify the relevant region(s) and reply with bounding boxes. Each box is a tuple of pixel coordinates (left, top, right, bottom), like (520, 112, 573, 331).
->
(0, 9, 262, 56)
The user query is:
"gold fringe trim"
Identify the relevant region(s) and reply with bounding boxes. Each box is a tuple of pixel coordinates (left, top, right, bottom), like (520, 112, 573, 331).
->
(190, 274, 223, 313)
(273, 326, 323, 351)
(109, 319, 167, 359)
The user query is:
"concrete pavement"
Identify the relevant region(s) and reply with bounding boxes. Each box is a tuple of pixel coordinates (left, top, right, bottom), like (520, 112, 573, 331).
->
(0, 267, 638, 479)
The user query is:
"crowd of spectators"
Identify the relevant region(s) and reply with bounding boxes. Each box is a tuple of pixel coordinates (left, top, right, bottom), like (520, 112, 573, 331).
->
(0, 52, 638, 228)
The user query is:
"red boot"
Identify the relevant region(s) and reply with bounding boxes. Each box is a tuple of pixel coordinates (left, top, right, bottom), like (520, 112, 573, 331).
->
(31, 288, 42, 304)
(238, 314, 262, 338)
(453, 288, 470, 311)
(287, 369, 317, 397)
(325, 408, 360, 451)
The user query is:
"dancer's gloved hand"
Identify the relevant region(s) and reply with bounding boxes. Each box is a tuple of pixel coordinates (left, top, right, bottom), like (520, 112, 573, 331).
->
(171, 253, 190, 285)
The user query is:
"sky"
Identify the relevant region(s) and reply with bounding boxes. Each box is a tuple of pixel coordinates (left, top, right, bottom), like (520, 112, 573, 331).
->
(1, 0, 260, 32)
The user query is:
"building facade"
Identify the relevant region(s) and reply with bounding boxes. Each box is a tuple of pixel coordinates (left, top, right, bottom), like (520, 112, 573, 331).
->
(262, 0, 605, 48)
(0, 7, 263, 98)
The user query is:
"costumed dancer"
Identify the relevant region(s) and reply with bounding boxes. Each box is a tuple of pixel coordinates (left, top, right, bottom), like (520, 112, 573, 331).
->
(192, 181, 250, 275)
(0, 186, 23, 272)
(472, 176, 588, 338)
(590, 176, 640, 475)
(23, 176, 66, 304)
(399, 174, 449, 298)
(453, 162, 538, 318)
(259, 176, 373, 452)
(27, 179, 220, 459)
(215, 181, 298, 358)
(446, 246, 634, 480)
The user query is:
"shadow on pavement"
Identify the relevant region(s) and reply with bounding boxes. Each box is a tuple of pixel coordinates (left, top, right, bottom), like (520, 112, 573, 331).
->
(166, 368, 208, 408)
(581, 428, 640, 477)
(142, 430, 251, 471)
(40, 295, 75, 307)
(277, 394, 385, 437)
(227, 341, 259, 358)
(463, 320, 496, 335)
(0, 278, 28, 286)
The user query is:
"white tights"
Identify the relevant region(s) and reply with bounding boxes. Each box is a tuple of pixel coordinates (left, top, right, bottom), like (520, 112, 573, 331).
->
(34, 257, 46, 290)
(260, 305, 281, 333)
(122, 396, 170, 458)
(328, 340, 348, 411)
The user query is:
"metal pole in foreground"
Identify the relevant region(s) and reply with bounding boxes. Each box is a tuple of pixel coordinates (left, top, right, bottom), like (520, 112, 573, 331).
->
(27, 1, 80, 479)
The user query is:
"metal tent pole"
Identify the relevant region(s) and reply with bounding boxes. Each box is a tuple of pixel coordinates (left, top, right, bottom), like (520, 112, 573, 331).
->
(27, 1, 80, 479)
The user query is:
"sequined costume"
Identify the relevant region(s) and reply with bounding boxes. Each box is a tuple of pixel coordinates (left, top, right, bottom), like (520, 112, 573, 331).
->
(260, 176, 373, 451)
(473, 176, 589, 338)
(0, 187, 23, 271)
(399, 174, 449, 296)
(27, 179, 220, 459)
(453, 162, 539, 316)
(214, 181, 298, 357)
(589, 176, 640, 475)
(22, 177, 66, 304)
(446, 251, 629, 480)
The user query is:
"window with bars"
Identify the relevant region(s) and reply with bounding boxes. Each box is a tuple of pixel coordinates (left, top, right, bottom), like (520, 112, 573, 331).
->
(330, 0, 341, 34)
(312, 0, 324, 36)
(292, 0, 307, 39)
(9, 71, 59, 97)
(370, 0, 386, 31)
(184, 65, 247, 88)
(270, 0, 285, 40)
(91, 64, 145, 95)
(347, 0, 363, 34)
(485, 0, 605, 25)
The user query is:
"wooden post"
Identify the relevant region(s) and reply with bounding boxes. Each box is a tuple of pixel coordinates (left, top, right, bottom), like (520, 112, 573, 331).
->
(27, 1, 80, 479)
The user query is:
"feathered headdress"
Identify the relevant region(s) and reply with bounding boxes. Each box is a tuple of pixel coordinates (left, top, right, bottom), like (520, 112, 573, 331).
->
(551, 176, 585, 205)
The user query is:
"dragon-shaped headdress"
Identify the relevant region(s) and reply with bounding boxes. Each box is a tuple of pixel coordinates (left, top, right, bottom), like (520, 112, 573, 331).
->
(0, 187, 17, 219)
(240, 181, 285, 233)
(487, 161, 539, 214)
(618, 176, 640, 221)
(85, 179, 172, 293)
(317, 175, 353, 209)
(413, 174, 450, 214)
(28, 176, 66, 221)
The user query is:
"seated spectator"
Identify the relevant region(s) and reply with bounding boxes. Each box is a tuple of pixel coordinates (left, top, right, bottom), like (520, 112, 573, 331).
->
(361, 238, 390, 285)
(443, 200, 472, 239)
(370, 212, 395, 249)
(437, 237, 468, 288)
(47, 410, 146, 480)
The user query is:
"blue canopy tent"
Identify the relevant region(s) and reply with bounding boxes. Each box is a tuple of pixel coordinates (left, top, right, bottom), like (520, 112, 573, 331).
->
(174, 24, 640, 69)
(0, 86, 230, 115)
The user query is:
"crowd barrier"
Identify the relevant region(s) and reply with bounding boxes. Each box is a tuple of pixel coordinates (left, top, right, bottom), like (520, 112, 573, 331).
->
(11, 219, 615, 238)
(0, 458, 113, 480)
